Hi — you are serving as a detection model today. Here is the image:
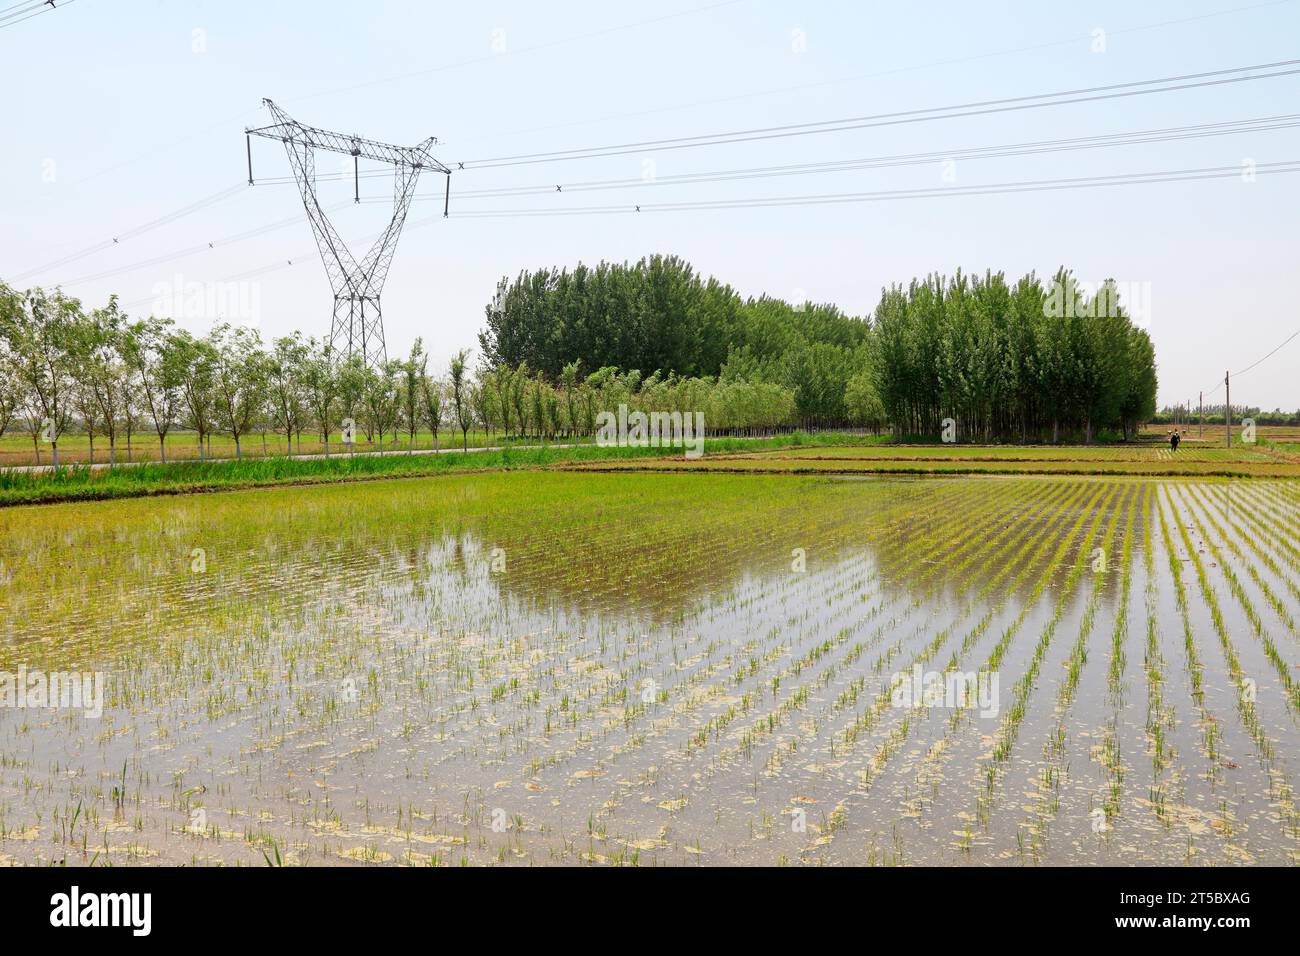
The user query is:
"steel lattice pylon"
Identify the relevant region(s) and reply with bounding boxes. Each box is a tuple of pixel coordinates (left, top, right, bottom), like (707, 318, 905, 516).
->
(246, 99, 450, 368)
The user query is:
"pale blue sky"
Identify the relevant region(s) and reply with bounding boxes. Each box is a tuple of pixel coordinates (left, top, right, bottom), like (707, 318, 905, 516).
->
(4, 0, 1298, 409)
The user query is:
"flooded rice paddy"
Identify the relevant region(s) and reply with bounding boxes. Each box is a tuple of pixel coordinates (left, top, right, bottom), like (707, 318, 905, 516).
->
(1, 471, 1299, 866)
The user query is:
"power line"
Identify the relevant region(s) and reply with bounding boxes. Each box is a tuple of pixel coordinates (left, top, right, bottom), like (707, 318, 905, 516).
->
(115, 109, 1300, 270)
(450, 58, 1300, 169)
(367, 114, 1300, 203)
(109, 159, 1299, 314)
(53, 201, 351, 290)
(113, 208, 452, 312)
(51, 97, 1291, 291)
(443, 160, 1300, 217)
(1203, 327, 1300, 395)
(0, 1, 46, 22)
(57, 104, 1297, 292)
(0, 0, 77, 30)
(6, 184, 248, 284)
(50, 158, 1300, 294)
(259, 113, 1300, 197)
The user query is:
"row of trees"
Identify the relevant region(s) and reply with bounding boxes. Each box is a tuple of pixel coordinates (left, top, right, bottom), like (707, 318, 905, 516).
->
(1153, 404, 1300, 426)
(0, 284, 472, 465)
(0, 284, 807, 466)
(1, 261, 1158, 464)
(871, 270, 1156, 441)
(479, 257, 1156, 439)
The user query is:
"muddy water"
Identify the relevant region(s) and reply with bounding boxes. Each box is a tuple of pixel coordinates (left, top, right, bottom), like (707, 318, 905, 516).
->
(0, 472, 1297, 866)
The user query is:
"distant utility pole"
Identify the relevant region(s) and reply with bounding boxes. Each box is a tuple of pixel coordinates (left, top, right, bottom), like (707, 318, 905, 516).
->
(1199, 390, 1203, 439)
(1225, 370, 1231, 448)
(245, 99, 451, 369)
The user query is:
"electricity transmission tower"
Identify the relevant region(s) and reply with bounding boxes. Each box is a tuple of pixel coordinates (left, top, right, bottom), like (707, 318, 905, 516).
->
(246, 99, 450, 368)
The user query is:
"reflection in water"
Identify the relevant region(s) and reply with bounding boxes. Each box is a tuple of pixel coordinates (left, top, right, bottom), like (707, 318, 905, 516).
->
(0, 473, 1296, 866)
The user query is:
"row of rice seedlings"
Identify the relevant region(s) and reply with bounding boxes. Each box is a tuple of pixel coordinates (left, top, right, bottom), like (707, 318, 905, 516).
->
(447, 481, 940, 788)
(584, 481, 1001, 774)
(810, 481, 1102, 860)
(1034, 486, 1138, 858)
(1163, 485, 1300, 847)
(974, 483, 1123, 842)
(625, 479, 1074, 861)
(1180, 484, 1299, 707)
(579, 552, 944, 852)
(1155, 489, 1215, 764)
(836, 480, 1084, 766)
(590, 480, 1047, 845)
(1258, 481, 1300, 530)
(894, 481, 1115, 858)
(517, 483, 1001, 850)
(885, 481, 1100, 787)
(1019, 484, 1137, 859)
(731, 477, 1053, 762)
(2, 476, 852, 863)
(697, 481, 1071, 825)
(1206, 484, 1300, 623)
(1141, 484, 1176, 798)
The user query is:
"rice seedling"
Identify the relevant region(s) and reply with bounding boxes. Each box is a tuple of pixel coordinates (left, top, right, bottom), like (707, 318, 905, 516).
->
(1, 469, 1297, 865)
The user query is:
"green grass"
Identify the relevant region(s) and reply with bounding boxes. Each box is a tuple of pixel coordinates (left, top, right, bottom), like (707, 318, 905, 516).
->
(0, 431, 858, 507)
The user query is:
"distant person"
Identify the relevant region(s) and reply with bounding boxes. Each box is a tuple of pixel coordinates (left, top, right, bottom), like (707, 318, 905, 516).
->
(1170, 430, 1180, 452)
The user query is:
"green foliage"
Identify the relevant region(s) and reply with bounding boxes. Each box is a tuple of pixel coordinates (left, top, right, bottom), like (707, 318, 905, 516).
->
(871, 269, 1157, 442)
(478, 255, 867, 405)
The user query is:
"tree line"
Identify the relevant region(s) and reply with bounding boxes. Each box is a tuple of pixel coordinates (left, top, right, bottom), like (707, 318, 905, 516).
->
(479, 254, 872, 427)
(871, 270, 1156, 442)
(480, 257, 1156, 441)
(1, 258, 1158, 466)
(0, 283, 805, 467)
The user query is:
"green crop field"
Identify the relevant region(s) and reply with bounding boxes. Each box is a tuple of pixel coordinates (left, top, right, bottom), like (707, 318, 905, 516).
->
(2, 469, 1298, 866)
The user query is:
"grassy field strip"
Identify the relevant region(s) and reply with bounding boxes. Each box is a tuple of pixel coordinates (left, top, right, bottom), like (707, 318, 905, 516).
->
(726, 445, 1277, 463)
(886, 482, 1118, 861)
(578, 455, 1300, 479)
(797, 480, 1103, 863)
(555, 480, 1053, 853)
(1163, 486, 1300, 855)
(0, 435, 844, 508)
(583, 481, 1079, 857)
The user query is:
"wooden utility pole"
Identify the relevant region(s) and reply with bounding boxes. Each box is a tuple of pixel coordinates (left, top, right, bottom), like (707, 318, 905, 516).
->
(1199, 391, 1203, 439)
(1225, 370, 1231, 449)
